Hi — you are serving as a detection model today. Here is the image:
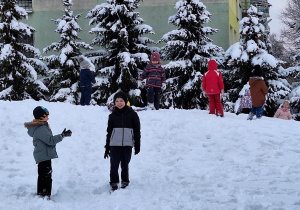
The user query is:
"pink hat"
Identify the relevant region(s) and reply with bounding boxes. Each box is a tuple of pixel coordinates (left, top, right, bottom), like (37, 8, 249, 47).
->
(151, 52, 160, 62)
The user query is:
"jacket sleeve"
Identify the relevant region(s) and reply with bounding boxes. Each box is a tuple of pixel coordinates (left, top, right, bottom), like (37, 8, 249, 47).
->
(88, 70, 96, 84)
(139, 67, 149, 80)
(106, 114, 114, 147)
(132, 112, 141, 150)
(273, 109, 280, 118)
(35, 126, 63, 146)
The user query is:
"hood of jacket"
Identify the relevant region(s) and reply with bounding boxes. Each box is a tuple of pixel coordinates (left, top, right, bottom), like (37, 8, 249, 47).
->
(249, 76, 264, 86)
(208, 60, 217, 71)
(24, 121, 47, 137)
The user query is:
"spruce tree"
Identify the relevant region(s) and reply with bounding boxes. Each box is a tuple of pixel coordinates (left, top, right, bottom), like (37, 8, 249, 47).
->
(159, 0, 223, 109)
(0, 0, 48, 100)
(224, 5, 290, 116)
(43, 0, 93, 104)
(86, 0, 155, 105)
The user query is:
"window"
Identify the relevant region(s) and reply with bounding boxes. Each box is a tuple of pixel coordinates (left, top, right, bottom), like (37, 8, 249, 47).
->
(21, 33, 35, 58)
(0, 0, 32, 12)
(17, 0, 32, 12)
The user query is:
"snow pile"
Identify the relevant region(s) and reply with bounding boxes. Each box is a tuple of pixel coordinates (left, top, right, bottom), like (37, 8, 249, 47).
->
(0, 100, 300, 209)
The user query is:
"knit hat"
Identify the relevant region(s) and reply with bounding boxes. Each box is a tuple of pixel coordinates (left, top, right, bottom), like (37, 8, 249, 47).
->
(79, 57, 90, 69)
(33, 106, 49, 120)
(253, 65, 263, 77)
(208, 60, 217, 71)
(151, 52, 160, 62)
(113, 91, 128, 104)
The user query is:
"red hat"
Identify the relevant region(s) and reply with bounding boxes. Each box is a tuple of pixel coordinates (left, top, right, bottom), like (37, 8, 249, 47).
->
(151, 52, 160, 62)
(208, 60, 217, 71)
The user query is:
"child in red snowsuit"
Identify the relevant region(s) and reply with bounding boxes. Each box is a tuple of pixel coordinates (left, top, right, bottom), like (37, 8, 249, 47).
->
(202, 60, 225, 117)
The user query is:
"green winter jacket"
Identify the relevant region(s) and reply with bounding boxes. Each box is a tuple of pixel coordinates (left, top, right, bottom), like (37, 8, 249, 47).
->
(24, 121, 63, 164)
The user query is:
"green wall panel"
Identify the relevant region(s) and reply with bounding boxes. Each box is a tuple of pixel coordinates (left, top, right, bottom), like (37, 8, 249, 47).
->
(23, 2, 230, 55)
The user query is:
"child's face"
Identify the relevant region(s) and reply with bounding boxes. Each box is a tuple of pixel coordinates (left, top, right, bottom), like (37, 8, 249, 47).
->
(115, 98, 125, 109)
(43, 116, 49, 121)
(282, 104, 289, 110)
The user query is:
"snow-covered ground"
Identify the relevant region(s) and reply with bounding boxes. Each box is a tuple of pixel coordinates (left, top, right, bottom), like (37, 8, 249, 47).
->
(0, 99, 300, 210)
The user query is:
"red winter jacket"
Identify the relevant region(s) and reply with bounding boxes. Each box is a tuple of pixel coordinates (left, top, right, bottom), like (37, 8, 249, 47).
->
(202, 60, 224, 95)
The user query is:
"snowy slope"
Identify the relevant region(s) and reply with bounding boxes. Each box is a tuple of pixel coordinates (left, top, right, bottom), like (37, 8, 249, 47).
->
(0, 100, 300, 210)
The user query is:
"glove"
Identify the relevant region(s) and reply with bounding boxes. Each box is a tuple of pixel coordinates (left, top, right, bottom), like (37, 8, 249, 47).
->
(138, 80, 145, 88)
(61, 128, 72, 138)
(203, 91, 207, 98)
(134, 146, 140, 155)
(161, 83, 166, 90)
(104, 146, 110, 159)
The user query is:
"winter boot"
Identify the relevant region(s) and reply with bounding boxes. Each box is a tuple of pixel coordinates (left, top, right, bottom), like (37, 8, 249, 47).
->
(247, 112, 254, 120)
(121, 181, 129, 189)
(110, 183, 118, 191)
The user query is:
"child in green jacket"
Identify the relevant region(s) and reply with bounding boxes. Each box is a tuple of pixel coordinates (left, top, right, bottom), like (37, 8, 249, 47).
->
(24, 106, 72, 200)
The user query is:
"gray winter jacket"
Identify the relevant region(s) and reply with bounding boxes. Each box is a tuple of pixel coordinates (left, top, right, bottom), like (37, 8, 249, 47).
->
(24, 121, 63, 164)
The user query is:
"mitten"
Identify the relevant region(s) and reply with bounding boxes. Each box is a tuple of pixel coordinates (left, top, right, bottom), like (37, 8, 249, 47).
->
(161, 83, 166, 90)
(61, 128, 72, 138)
(104, 145, 110, 159)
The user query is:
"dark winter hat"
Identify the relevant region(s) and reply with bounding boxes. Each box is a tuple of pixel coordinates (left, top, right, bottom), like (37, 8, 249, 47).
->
(113, 91, 128, 104)
(33, 106, 49, 120)
(253, 65, 263, 77)
(208, 60, 217, 71)
(151, 52, 160, 62)
(79, 57, 90, 69)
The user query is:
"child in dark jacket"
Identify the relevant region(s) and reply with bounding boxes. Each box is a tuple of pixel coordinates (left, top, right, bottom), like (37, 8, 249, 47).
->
(79, 57, 96, 106)
(104, 91, 141, 191)
(24, 106, 72, 200)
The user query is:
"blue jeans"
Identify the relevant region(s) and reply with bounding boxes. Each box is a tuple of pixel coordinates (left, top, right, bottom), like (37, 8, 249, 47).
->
(248, 105, 264, 119)
(147, 86, 161, 110)
(80, 86, 92, 105)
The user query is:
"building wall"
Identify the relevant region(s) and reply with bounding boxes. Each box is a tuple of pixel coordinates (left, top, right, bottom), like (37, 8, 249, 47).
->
(24, 0, 233, 54)
(228, 0, 240, 45)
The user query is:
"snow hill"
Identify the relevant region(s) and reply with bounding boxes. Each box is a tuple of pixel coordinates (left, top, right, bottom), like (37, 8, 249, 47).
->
(0, 100, 299, 210)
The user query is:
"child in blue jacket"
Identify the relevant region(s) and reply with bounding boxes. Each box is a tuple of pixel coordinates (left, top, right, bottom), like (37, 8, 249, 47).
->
(79, 57, 96, 105)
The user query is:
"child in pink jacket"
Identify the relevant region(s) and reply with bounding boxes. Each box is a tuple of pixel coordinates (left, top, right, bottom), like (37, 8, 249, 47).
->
(274, 100, 292, 120)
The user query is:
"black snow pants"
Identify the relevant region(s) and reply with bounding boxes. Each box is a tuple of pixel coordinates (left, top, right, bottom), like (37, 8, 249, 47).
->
(110, 146, 132, 184)
(37, 160, 52, 196)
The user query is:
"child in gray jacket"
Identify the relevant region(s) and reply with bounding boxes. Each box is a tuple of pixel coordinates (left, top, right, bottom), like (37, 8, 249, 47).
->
(24, 106, 72, 200)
